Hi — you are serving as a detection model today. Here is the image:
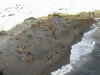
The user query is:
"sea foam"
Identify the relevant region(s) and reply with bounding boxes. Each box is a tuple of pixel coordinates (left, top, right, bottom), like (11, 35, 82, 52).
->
(51, 20, 97, 75)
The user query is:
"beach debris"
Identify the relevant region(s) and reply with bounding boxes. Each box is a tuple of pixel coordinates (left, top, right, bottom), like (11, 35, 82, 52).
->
(51, 34, 57, 39)
(37, 21, 42, 25)
(15, 36, 21, 40)
(55, 51, 61, 54)
(4, 62, 8, 66)
(25, 51, 34, 59)
(39, 26, 45, 30)
(26, 61, 32, 64)
(0, 56, 3, 58)
(18, 46, 26, 50)
(21, 58, 25, 61)
(47, 55, 53, 60)
(10, 34, 13, 36)
(27, 55, 34, 59)
(60, 49, 64, 52)
(60, 45, 65, 49)
(26, 40, 30, 43)
(28, 35, 32, 38)
(32, 23, 39, 27)
(15, 50, 22, 54)
(53, 51, 61, 54)
(29, 45, 32, 47)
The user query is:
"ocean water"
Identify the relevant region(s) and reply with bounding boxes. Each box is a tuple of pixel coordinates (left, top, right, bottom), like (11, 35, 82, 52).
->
(51, 18, 100, 75)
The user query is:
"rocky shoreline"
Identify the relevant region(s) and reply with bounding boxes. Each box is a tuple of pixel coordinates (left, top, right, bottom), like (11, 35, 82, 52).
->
(0, 16, 94, 75)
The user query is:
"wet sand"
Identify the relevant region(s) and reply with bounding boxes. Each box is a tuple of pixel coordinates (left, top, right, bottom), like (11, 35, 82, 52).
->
(0, 16, 94, 75)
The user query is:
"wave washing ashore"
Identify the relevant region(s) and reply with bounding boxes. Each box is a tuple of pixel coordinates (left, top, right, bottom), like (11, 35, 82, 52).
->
(51, 18, 100, 75)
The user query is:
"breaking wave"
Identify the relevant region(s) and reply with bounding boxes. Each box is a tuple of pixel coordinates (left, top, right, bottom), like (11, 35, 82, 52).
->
(51, 18, 100, 75)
